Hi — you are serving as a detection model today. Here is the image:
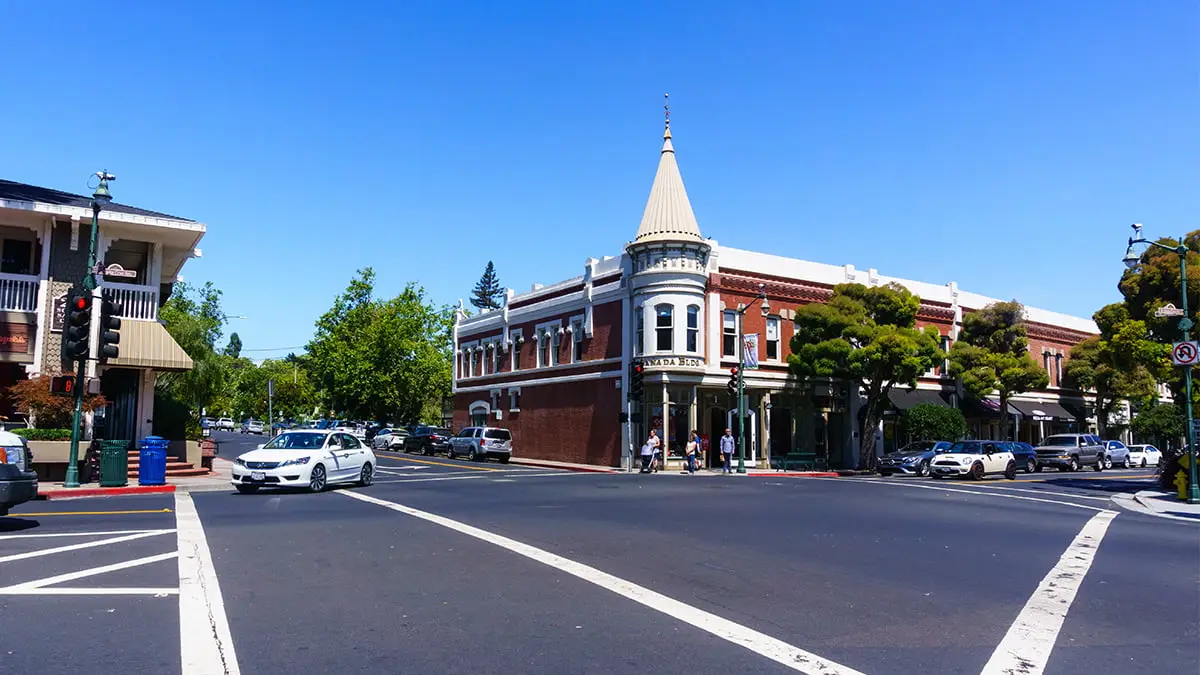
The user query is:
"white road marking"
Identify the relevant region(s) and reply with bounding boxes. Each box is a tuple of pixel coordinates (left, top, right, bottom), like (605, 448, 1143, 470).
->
(341, 490, 863, 675)
(0, 551, 178, 591)
(0, 529, 175, 563)
(946, 483, 1111, 502)
(981, 510, 1119, 675)
(0, 528, 170, 540)
(1, 587, 179, 596)
(837, 478, 1107, 512)
(372, 471, 581, 484)
(176, 491, 241, 675)
(373, 466, 431, 474)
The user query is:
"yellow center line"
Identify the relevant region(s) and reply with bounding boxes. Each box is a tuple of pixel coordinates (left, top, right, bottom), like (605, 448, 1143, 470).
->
(6, 508, 174, 517)
(374, 454, 501, 472)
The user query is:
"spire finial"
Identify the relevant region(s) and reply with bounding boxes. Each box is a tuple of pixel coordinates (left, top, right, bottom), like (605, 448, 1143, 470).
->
(663, 93, 671, 139)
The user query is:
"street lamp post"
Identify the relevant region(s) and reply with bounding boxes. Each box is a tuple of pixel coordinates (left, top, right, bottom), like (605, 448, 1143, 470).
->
(734, 284, 770, 474)
(64, 172, 114, 488)
(1124, 223, 1200, 504)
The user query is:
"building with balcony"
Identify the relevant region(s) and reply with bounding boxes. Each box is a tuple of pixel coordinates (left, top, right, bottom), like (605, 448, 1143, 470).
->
(0, 178, 202, 440)
(450, 122, 1099, 470)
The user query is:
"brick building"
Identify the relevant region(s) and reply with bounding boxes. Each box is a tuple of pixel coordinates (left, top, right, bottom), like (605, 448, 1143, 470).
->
(451, 121, 1099, 469)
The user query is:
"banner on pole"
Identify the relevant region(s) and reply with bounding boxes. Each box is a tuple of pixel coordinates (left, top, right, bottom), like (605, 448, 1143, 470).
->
(742, 334, 759, 369)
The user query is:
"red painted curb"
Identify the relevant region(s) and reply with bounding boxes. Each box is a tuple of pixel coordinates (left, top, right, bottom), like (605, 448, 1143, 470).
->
(37, 485, 177, 500)
(751, 471, 841, 478)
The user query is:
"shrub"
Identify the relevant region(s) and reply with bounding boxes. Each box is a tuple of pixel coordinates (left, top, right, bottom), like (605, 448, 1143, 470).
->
(900, 403, 968, 442)
(13, 428, 73, 441)
(6, 376, 107, 429)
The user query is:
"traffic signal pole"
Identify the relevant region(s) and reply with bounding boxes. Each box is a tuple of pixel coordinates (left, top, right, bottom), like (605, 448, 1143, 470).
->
(736, 312, 746, 474)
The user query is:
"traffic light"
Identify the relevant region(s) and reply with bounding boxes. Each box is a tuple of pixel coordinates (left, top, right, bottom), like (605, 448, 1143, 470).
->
(727, 366, 740, 395)
(629, 358, 645, 401)
(99, 299, 122, 360)
(63, 293, 92, 359)
(50, 375, 75, 396)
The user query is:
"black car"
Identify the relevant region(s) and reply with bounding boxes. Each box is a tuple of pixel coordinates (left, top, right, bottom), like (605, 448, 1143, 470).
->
(1, 439, 37, 516)
(1007, 441, 1038, 473)
(403, 426, 452, 455)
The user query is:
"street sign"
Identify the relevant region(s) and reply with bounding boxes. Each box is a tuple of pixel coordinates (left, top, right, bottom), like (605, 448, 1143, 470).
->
(267, 379, 275, 397)
(1172, 341, 1200, 366)
(742, 334, 759, 369)
(1155, 303, 1185, 318)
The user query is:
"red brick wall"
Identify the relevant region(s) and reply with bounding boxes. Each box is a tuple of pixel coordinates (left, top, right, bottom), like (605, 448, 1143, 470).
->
(454, 375, 623, 466)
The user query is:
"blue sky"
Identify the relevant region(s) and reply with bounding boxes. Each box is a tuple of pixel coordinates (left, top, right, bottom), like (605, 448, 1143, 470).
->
(3, 1, 1196, 354)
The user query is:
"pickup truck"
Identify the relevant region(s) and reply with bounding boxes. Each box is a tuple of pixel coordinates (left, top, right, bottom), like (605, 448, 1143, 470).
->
(1, 431, 38, 515)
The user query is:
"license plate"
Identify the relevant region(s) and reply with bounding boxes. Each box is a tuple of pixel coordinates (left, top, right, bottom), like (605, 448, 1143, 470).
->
(250, 471, 265, 481)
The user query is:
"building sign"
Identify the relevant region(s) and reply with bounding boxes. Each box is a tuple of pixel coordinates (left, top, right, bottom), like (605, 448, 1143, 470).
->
(0, 323, 31, 353)
(103, 263, 138, 279)
(1155, 303, 1185, 318)
(641, 356, 704, 368)
(743, 334, 759, 369)
(1029, 409, 1055, 422)
(51, 292, 68, 332)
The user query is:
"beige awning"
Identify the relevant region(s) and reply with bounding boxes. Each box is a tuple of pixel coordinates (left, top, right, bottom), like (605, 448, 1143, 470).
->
(107, 320, 194, 372)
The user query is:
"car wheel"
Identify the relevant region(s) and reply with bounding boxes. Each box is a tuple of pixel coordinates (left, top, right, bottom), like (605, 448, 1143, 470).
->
(358, 463, 373, 487)
(1123, 457, 1131, 469)
(1025, 458, 1036, 473)
(309, 464, 327, 492)
(970, 462, 985, 481)
(423, 442, 432, 456)
(1141, 458, 1147, 468)
(1068, 456, 1080, 472)
(469, 446, 480, 462)
(917, 460, 930, 477)
(1004, 461, 1017, 480)
(447, 446, 456, 460)
(1102, 456, 1112, 470)
(235, 485, 259, 494)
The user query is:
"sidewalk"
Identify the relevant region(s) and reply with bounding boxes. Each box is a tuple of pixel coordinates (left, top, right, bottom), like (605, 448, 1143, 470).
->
(35, 458, 234, 500)
(1111, 490, 1200, 523)
(511, 456, 838, 477)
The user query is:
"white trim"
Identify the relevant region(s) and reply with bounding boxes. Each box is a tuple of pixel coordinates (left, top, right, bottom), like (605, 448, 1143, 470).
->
(455, 368, 623, 393)
(0, 197, 206, 233)
(508, 386, 522, 412)
(459, 356, 623, 384)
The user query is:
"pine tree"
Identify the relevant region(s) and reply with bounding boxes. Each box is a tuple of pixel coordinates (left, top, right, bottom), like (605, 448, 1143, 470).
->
(223, 332, 243, 358)
(470, 261, 503, 310)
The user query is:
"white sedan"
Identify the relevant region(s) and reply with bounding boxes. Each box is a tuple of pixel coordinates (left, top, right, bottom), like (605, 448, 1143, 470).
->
(929, 440, 1018, 480)
(371, 427, 408, 451)
(1127, 444, 1162, 468)
(231, 430, 376, 494)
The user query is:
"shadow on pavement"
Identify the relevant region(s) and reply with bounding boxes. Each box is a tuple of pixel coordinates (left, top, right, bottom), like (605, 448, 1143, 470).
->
(1038, 476, 1158, 494)
(0, 517, 41, 533)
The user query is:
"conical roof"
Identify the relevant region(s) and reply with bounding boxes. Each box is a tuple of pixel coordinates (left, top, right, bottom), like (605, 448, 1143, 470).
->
(632, 125, 703, 245)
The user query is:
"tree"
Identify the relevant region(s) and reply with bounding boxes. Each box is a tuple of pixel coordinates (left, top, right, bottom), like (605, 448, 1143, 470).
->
(1064, 304, 1167, 437)
(7, 376, 107, 428)
(158, 281, 228, 416)
(1130, 401, 1184, 450)
(900, 403, 967, 443)
(223, 332, 243, 358)
(306, 268, 454, 423)
(232, 357, 318, 421)
(789, 283, 944, 471)
(470, 261, 503, 311)
(949, 301, 1049, 440)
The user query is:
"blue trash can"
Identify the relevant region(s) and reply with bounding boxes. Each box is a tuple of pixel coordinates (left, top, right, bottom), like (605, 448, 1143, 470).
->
(138, 436, 169, 486)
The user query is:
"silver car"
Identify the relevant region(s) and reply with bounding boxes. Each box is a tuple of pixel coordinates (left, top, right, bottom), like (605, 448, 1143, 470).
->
(448, 426, 513, 463)
(1102, 440, 1131, 469)
(371, 427, 408, 450)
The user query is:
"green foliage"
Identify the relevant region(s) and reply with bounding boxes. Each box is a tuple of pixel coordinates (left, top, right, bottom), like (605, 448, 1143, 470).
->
(470, 261, 503, 311)
(900, 403, 967, 442)
(1130, 402, 1184, 450)
(223, 332, 243, 358)
(306, 268, 454, 423)
(232, 356, 318, 421)
(157, 281, 228, 415)
(949, 301, 1048, 438)
(13, 428, 72, 441)
(789, 283, 943, 469)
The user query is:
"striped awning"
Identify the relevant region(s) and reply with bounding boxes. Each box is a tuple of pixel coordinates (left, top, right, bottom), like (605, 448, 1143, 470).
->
(107, 320, 194, 372)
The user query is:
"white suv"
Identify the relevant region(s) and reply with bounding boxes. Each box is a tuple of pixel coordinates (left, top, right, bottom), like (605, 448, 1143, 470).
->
(449, 427, 513, 463)
(217, 418, 234, 431)
(930, 440, 1018, 480)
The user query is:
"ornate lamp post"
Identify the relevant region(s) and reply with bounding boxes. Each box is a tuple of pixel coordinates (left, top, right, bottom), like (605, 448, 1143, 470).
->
(1123, 223, 1200, 504)
(734, 283, 770, 473)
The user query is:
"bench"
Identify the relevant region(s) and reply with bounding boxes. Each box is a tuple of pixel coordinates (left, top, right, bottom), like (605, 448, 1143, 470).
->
(776, 452, 820, 471)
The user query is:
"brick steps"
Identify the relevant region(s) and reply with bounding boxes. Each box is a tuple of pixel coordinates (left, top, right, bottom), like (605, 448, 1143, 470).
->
(123, 450, 210, 478)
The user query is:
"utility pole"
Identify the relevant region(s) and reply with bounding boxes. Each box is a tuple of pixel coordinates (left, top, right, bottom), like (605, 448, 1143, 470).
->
(733, 284, 770, 475)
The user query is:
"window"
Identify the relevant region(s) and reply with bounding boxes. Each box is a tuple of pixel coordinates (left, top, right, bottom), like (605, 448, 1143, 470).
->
(538, 332, 550, 368)
(490, 390, 500, 412)
(549, 331, 559, 366)
(492, 344, 503, 374)
(104, 239, 151, 284)
(765, 317, 779, 360)
(509, 389, 521, 412)
(686, 305, 700, 353)
(572, 320, 584, 362)
(1043, 351, 1052, 384)
(635, 307, 644, 356)
(655, 304, 673, 352)
(1, 238, 34, 275)
(511, 334, 522, 371)
(722, 311, 738, 356)
(940, 336, 951, 375)
(1054, 354, 1063, 386)
(468, 349, 478, 377)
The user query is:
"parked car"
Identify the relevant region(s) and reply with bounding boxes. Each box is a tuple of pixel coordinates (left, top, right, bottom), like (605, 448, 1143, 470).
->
(0, 429, 38, 515)
(242, 419, 264, 435)
(403, 426, 452, 455)
(371, 427, 409, 451)
(877, 440, 952, 477)
(217, 417, 234, 431)
(1102, 440, 1131, 469)
(930, 440, 1017, 480)
(200, 417, 214, 429)
(230, 430, 376, 494)
(1008, 441, 1039, 473)
(1035, 434, 1105, 472)
(449, 427, 513, 463)
(1127, 444, 1163, 468)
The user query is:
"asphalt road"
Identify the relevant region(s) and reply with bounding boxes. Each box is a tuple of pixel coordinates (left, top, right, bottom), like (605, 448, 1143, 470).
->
(2, 435, 1196, 675)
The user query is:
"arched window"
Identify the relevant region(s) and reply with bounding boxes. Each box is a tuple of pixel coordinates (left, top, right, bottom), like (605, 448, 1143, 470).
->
(635, 307, 644, 356)
(686, 305, 700, 352)
(655, 304, 673, 352)
(469, 401, 490, 427)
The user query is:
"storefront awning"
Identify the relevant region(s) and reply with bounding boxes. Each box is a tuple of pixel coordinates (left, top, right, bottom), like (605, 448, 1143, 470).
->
(1008, 399, 1079, 422)
(887, 387, 952, 411)
(960, 397, 1011, 419)
(107, 320, 194, 372)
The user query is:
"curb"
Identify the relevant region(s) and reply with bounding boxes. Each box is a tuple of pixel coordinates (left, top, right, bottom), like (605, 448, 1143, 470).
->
(752, 471, 841, 478)
(509, 458, 617, 474)
(36, 484, 177, 500)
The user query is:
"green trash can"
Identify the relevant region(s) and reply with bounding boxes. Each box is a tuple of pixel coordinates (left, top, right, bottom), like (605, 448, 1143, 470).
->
(99, 440, 130, 487)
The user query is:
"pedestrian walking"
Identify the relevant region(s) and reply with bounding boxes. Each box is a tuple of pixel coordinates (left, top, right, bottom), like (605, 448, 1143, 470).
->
(720, 428, 735, 474)
(640, 429, 660, 473)
(685, 430, 699, 475)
